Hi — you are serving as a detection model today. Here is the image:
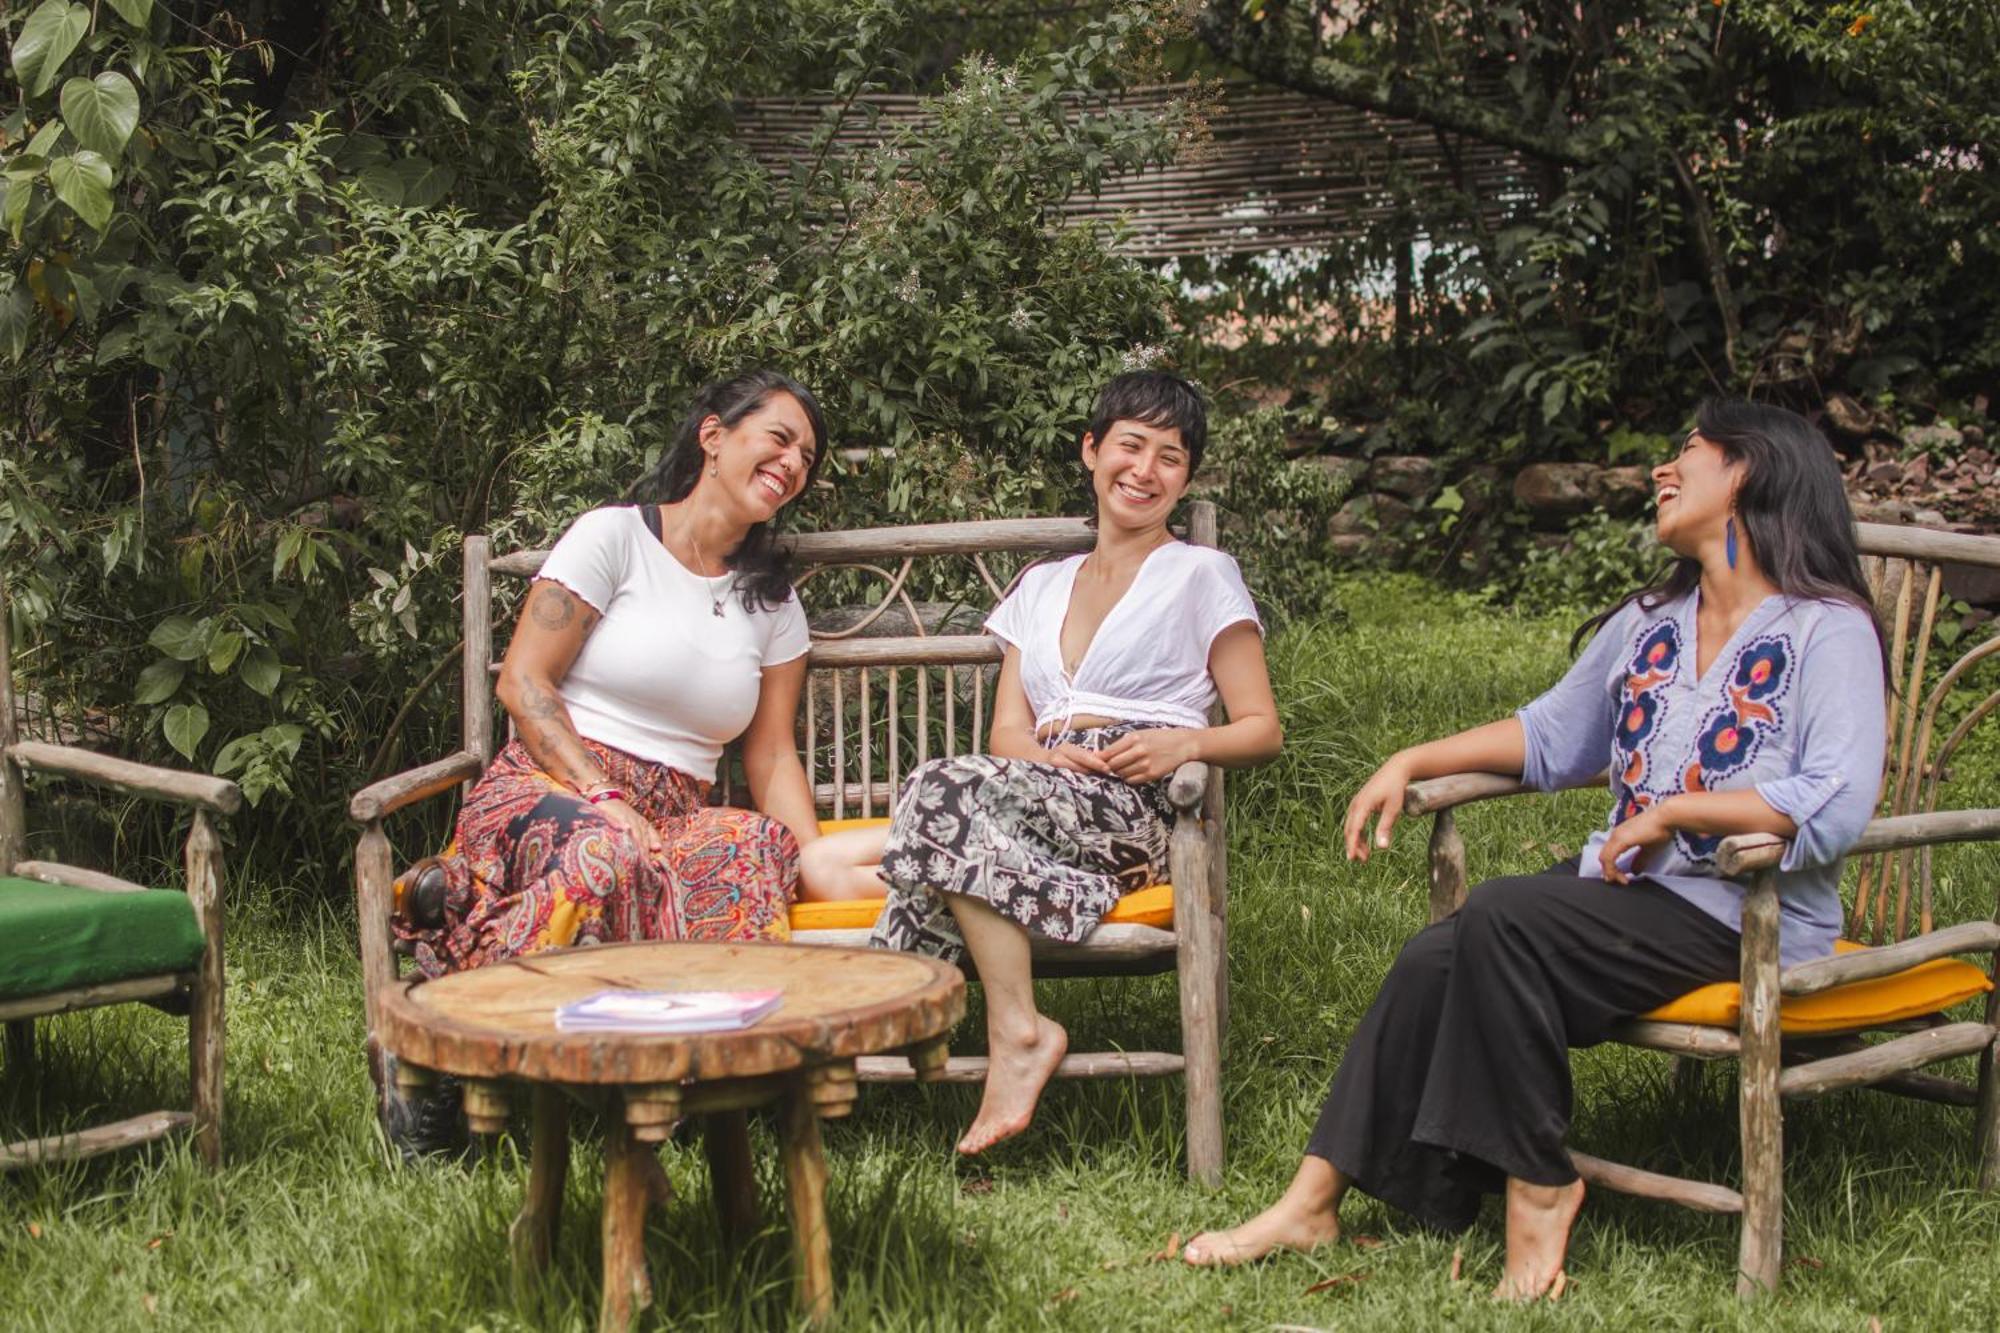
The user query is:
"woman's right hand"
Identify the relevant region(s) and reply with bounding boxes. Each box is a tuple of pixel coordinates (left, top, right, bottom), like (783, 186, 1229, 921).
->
(1045, 742, 1113, 776)
(1343, 752, 1415, 862)
(594, 797, 664, 855)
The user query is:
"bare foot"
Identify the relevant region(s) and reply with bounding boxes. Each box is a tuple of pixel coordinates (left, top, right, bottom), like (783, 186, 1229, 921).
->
(1183, 1199, 1340, 1267)
(1493, 1177, 1585, 1301)
(958, 1016, 1067, 1154)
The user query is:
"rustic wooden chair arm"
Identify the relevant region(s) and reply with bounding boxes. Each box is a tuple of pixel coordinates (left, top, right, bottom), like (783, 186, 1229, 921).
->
(1167, 760, 1211, 814)
(1402, 772, 1532, 815)
(7, 740, 241, 816)
(1779, 920, 2000, 998)
(1718, 809, 2000, 876)
(1404, 769, 1609, 816)
(349, 749, 485, 823)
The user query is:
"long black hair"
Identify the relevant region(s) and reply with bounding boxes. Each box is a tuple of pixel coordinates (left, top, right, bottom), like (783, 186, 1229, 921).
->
(640, 369, 828, 611)
(1574, 399, 1885, 667)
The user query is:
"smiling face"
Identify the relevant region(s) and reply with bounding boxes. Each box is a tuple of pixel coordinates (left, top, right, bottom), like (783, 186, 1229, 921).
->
(1082, 417, 1193, 530)
(1651, 430, 1740, 556)
(699, 391, 819, 523)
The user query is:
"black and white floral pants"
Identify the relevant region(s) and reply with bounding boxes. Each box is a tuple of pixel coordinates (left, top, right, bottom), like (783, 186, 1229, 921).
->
(868, 723, 1173, 965)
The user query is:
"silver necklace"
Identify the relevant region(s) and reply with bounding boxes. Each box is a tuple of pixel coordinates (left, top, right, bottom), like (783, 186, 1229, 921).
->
(677, 512, 730, 617)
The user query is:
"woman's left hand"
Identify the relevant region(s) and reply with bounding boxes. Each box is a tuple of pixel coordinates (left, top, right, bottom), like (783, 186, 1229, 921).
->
(1099, 728, 1201, 785)
(1599, 803, 1675, 884)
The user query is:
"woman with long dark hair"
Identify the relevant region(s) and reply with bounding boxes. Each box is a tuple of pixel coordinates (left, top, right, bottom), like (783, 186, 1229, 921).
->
(393, 369, 828, 980)
(1184, 401, 1887, 1297)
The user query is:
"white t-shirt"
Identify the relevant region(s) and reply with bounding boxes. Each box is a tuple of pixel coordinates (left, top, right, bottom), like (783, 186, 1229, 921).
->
(985, 541, 1262, 733)
(534, 506, 811, 782)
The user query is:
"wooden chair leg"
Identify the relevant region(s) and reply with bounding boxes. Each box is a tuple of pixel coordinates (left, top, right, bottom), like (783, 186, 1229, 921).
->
(1177, 955, 1224, 1187)
(1974, 986, 2000, 1191)
(599, 1116, 657, 1333)
(186, 812, 225, 1170)
(703, 1109, 761, 1248)
(1172, 811, 1224, 1187)
(1671, 1055, 1706, 1102)
(4, 1019, 31, 1077)
(510, 1085, 570, 1303)
(1736, 872, 1784, 1298)
(779, 1076, 834, 1325)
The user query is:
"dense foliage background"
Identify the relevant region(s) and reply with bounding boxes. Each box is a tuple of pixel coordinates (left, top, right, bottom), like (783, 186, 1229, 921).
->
(2, 0, 1994, 878)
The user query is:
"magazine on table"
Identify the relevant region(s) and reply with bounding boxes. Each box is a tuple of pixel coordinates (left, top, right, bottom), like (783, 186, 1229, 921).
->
(554, 988, 783, 1034)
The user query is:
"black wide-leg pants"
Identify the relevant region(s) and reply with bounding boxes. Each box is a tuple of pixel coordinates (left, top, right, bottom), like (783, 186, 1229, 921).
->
(1306, 866, 1741, 1233)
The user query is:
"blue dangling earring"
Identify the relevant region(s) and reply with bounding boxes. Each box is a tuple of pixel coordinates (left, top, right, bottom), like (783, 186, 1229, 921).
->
(1725, 516, 1739, 571)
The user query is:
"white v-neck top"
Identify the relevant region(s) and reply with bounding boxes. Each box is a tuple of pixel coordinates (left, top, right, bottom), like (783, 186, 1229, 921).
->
(985, 542, 1262, 733)
(535, 506, 810, 781)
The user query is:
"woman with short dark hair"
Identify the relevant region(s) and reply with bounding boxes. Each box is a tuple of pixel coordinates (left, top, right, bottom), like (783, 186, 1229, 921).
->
(803, 371, 1285, 1154)
(1185, 401, 1887, 1299)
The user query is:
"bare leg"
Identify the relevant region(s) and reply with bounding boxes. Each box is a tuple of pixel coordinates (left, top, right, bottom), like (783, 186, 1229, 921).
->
(797, 827, 890, 901)
(1493, 1177, 1584, 1301)
(1184, 1155, 1346, 1267)
(946, 892, 1067, 1155)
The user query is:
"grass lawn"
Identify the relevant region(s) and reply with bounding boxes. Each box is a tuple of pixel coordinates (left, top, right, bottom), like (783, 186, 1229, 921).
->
(4, 575, 2000, 1330)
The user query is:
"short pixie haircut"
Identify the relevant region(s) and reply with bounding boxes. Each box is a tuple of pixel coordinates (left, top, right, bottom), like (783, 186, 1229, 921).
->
(1082, 370, 1208, 472)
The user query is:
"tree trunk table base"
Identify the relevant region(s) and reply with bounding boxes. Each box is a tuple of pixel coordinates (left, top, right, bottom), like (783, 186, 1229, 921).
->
(374, 941, 964, 1331)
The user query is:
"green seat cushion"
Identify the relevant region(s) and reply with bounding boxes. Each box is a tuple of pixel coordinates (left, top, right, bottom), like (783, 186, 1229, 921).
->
(0, 876, 205, 1002)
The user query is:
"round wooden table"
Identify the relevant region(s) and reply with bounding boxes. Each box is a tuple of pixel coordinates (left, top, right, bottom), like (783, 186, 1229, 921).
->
(375, 940, 964, 1331)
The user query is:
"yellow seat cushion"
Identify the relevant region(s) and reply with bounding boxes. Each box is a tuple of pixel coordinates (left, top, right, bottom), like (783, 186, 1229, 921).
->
(1641, 939, 1994, 1035)
(792, 818, 1175, 932)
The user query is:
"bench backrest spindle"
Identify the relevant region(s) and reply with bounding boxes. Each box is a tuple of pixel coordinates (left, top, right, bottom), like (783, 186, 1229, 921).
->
(1852, 526, 2000, 945)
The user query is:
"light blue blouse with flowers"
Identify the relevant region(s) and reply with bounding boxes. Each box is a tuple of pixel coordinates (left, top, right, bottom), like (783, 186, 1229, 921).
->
(1517, 591, 1887, 968)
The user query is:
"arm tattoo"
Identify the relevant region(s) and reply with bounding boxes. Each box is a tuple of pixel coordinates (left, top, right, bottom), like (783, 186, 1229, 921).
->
(518, 678, 565, 721)
(530, 584, 579, 630)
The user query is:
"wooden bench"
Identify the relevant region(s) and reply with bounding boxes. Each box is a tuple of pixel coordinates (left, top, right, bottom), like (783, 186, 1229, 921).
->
(351, 501, 1234, 1182)
(1406, 520, 2000, 1296)
(0, 572, 237, 1170)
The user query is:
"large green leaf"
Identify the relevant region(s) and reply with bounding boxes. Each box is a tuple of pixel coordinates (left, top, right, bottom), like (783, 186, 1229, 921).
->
(147, 614, 204, 661)
(10, 1, 91, 99)
(238, 644, 281, 697)
(47, 149, 113, 231)
(395, 155, 455, 209)
(104, 0, 153, 29)
(357, 164, 403, 207)
(60, 73, 141, 159)
(0, 283, 32, 361)
(163, 702, 209, 760)
(206, 629, 243, 673)
(133, 658, 184, 705)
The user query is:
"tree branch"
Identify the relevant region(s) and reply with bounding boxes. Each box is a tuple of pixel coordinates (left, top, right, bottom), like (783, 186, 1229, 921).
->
(1194, 2, 1591, 168)
(1667, 147, 1741, 380)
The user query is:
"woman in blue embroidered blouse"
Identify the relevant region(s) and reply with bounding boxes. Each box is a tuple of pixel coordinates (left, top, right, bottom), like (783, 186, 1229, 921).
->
(1184, 401, 1887, 1298)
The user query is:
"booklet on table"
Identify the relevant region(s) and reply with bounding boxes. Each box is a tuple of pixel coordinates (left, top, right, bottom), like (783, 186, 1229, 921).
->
(554, 989, 784, 1034)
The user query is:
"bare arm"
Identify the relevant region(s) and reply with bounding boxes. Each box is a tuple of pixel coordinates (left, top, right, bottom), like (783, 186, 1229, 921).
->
(1597, 789, 1797, 884)
(985, 648, 1110, 773)
(494, 579, 608, 793)
(1100, 621, 1282, 783)
(1343, 717, 1529, 861)
(740, 655, 820, 844)
(494, 580, 664, 853)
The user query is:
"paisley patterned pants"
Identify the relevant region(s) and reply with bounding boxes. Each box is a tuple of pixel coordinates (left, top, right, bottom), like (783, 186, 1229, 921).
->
(868, 723, 1172, 966)
(396, 739, 796, 978)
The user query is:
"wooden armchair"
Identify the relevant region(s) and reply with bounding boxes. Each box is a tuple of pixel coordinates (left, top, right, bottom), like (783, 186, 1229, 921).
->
(1403, 521, 2000, 1296)
(0, 575, 237, 1170)
(350, 501, 1233, 1183)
